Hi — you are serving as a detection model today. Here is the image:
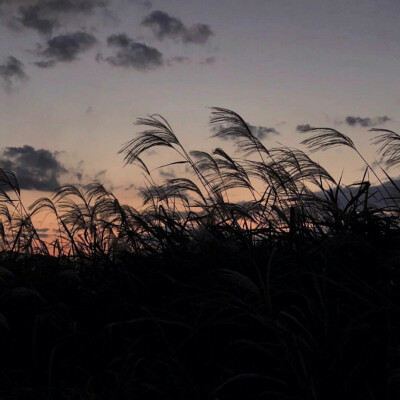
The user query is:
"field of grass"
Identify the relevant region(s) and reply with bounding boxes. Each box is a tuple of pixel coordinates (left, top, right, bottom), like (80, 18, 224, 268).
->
(0, 108, 399, 399)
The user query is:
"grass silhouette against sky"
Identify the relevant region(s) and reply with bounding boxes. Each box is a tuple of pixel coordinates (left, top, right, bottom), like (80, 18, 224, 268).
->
(1, 0, 400, 209)
(0, 1, 399, 398)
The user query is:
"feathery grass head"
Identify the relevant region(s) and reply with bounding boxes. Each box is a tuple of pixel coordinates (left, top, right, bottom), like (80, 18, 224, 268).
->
(210, 107, 270, 157)
(301, 128, 355, 153)
(370, 128, 400, 168)
(119, 114, 183, 167)
(0, 108, 398, 258)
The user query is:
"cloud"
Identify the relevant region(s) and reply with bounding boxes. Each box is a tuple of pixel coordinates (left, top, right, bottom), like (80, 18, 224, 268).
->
(129, 0, 152, 9)
(39, 0, 107, 13)
(107, 33, 131, 47)
(0, 145, 67, 191)
(296, 124, 315, 132)
(61, 159, 103, 186)
(159, 168, 176, 178)
(166, 56, 190, 66)
(9, 0, 108, 35)
(36, 227, 50, 238)
(35, 31, 97, 67)
(99, 33, 163, 70)
(141, 10, 213, 44)
(94, 169, 107, 180)
(0, 56, 28, 91)
(124, 183, 138, 191)
(212, 122, 279, 141)
(345, 115, 391, 128)
(200, 56, 216, 65)
(247, 123, 279, 140)
(17, 5, 58, 35)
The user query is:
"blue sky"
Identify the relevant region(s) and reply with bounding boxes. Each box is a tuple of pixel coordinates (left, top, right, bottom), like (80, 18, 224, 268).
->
(0, 0, 399, 202)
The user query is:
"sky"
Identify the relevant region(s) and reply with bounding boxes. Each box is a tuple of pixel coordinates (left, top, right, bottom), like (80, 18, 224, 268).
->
(1, 0, 400, 209)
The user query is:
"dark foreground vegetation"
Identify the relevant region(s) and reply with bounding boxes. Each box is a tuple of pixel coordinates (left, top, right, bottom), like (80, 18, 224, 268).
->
(0, 108, 399, 399)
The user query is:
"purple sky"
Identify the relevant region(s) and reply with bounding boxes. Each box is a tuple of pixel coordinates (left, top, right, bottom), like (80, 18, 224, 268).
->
(0, 0, 399, 204)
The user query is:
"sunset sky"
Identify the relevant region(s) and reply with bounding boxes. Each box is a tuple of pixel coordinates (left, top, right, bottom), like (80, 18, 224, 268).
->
(1, 0, 400, 208)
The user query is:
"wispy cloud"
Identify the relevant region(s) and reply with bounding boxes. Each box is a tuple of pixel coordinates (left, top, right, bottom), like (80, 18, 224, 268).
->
(212, 122, 279, 141)
(141, 10, 213, 44)
(246, 123, 279, 140)
(0, 56, 28, 91)
(344, 115, 391, 128)
(200, 56, 216, 65)
(296, 124, 315, 132)
(159, 168, 176, 178)
(166, 56, 191, 66)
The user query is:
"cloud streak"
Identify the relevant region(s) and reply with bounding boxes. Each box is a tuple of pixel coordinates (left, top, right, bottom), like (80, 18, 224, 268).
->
(166, 56, 190, 66)
(159, 169, 176, 179)
(296, 124, 315, 132)
(212, 122, 279, 141)
(247, 123, 279, 140)
(0, 56, 28, 91)
(345, 115, 391, 128)
(200, 56, 216, 65)
(141, 10, 213, 44)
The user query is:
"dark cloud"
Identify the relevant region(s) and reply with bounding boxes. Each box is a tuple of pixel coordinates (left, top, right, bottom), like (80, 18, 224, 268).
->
(0, 56, 28, 91)
(200, 56, 216, 65)
(107, 33, 131, 47)
(183, 23, 213, 44)
(0, 145, 67, 191)
(296, 124, 315, 132)
(11, 0, 108, 35)
(141, 10, 213, 44)
(159, 169, 176, 179)
(41, 0, 107, 13)
(313, 178, 400, 210)
(100, 33, 163, 70)
(141, 11, 185, 40)
(34, 60, 57, 68)
(35, 31, 97, 67)
(37, 228, 50, 238)
(247, 123, 279, 140)
(17, 5, 58, 35)
(212, 123, 279, 141)
(345, 115, 391, 128)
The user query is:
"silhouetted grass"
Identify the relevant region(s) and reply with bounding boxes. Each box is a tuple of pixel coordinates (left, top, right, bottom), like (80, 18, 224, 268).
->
(0, 108, 399, 399)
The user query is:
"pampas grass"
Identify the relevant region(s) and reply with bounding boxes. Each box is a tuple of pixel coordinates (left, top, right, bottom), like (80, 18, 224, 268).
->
(0, 108, 398, 399)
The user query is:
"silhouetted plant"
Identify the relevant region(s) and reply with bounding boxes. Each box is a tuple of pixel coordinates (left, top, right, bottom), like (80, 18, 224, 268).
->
(0, 108, 398, 400)
(0, 108, 392, 258)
